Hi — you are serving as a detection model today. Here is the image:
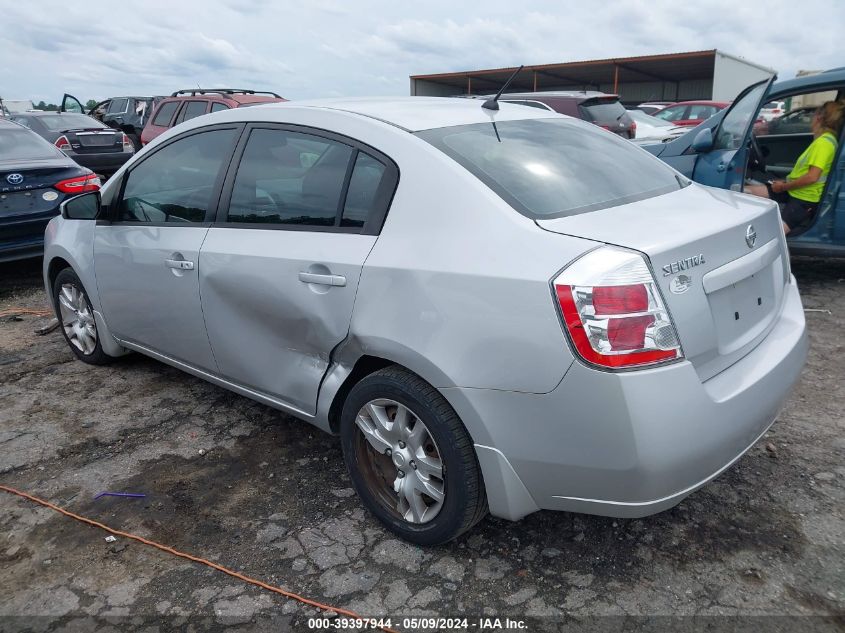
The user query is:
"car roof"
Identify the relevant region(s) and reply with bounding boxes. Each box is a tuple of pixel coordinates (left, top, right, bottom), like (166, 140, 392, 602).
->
(248, 97, 564, 132)
(772, 68, 845, 94)
(666, 100, 730, 106)
(12, 111, 91, 117)
(501, 90, 616, 100)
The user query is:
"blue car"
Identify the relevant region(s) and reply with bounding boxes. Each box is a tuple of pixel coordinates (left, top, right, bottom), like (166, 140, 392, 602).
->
(644, 69, 845, 257)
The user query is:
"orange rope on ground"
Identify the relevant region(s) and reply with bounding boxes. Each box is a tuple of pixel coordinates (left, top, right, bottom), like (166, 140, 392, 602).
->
(0, 308, 53, 318)
(0, 485, 399, 633)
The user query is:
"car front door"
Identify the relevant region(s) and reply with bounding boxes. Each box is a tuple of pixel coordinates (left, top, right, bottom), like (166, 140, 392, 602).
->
(692, 78, 774, 190)
(199, 124, 397, 415)
(94, 124, 242, 371)
(60, 94, 85, 114)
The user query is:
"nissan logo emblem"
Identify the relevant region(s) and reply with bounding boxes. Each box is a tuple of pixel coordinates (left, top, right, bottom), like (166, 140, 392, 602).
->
(745, 225, 757, 249)
(6, 173, 24, 185)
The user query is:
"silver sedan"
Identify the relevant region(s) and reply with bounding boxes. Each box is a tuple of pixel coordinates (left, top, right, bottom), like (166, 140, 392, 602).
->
(44, 97, 808, 544)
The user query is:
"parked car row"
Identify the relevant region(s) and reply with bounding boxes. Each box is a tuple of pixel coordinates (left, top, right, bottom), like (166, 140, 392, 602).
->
(7, 65, 843, 544)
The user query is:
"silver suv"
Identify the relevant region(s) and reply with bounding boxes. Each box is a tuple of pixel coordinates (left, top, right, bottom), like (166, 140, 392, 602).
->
(44, 98, 808, 544)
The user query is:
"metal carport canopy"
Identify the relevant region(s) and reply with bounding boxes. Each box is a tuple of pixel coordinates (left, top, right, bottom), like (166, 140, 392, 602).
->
(410, 50, 722, 95)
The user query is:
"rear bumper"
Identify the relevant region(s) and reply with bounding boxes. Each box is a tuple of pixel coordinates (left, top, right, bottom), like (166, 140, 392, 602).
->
(444, 276, 807, 520)
(0, 213, 59, 262)
(68, 152, 132, 174)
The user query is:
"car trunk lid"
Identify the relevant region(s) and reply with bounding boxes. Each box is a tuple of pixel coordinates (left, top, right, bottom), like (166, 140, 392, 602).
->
(537, 184, 790, 381)
(65, 128, 122, 153)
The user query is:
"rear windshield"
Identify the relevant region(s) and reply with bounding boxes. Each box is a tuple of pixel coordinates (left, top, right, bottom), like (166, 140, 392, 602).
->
(36, 114, 106, 131)
(0, 127, 62, 160)
(579, 99, 628, 125)
(417, 118, 686, 219)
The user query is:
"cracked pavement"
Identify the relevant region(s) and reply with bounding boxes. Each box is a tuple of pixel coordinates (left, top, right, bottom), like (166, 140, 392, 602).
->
(0, 257, 843, 632)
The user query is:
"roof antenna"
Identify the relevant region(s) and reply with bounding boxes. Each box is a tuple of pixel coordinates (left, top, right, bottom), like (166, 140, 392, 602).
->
(482, 65, 524, 111)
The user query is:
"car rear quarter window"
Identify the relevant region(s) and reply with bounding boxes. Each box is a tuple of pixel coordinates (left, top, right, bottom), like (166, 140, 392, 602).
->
(417, 118, 685, 219)
(152, 101, 179, 127)
(210, 102, 230, 113)
(342, 152, 388, 227)
(0, 127, 61, 160)
(227, 128, 354, 226)
(118, 129, 236, 223)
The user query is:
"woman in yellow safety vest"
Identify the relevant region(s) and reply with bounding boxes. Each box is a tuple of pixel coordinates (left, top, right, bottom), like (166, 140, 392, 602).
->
(747, 100, 844, 234)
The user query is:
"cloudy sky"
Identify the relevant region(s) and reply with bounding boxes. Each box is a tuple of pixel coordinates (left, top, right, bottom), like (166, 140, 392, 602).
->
(0, 0, 839, 104)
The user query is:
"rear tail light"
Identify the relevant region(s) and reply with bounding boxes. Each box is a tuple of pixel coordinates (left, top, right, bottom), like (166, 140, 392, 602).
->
(553, 247, 682, 369)
(54, 173, 101, 194)
(54, 135, 71, 151)
(121, 133, 134, 152)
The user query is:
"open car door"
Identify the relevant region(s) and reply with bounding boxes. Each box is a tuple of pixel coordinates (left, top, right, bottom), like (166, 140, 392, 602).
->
(60, 93, 86, 114)
(692, 76, 776, 191)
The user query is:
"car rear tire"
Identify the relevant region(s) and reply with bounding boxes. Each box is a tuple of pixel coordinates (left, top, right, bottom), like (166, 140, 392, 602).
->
(340, 365, 488, 545)
(52, 268, 113, 365)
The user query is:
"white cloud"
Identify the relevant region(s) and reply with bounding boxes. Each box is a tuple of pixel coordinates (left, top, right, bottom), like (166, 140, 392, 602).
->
(0, 0, 837, 104)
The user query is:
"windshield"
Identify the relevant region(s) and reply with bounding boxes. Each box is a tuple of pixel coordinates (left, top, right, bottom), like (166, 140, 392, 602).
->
(0, 127, 62, 160)
(417, 118, 686, 219)
(38, 114, 106, 131)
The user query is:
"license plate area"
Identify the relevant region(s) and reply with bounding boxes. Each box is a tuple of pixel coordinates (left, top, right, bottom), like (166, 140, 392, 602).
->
(707, 258, 783, 355)
(0, 190, 54, 217)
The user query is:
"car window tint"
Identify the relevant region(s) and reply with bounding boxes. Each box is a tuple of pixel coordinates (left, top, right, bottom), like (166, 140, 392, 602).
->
(182, 101, 208, 122)
(152, 101, 179, 127)
(227, 128, 353, 226)
(0, 127, 61, 160)
(714, 82, 768, 151)
(418, 118, 685, 219)
(653, 105, 687, 122)
(118, 129, 235, 223)
(580, 99, 627, 125)
(341, 152, 387, 227)
(37, 114, 106, 131)
(688, 105, 715, 120)
(10, 117, 32, 129)
(210, 102, 230, 113)
(107, 98, 128, 114)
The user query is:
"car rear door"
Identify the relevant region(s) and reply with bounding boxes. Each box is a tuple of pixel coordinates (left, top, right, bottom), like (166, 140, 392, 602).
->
(692, 78, 774, 190)
(93, 124, 242, 370)
(199, 124, 397, 415)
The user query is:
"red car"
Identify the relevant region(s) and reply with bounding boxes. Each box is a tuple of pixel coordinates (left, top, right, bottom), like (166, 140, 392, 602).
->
(651, 100, 730, 127)
(140, 89, 286, 145)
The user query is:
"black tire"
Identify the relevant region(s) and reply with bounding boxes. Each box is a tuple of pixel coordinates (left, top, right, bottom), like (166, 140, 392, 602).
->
(128, 133, 142, 152)
(340, 365, 488, 545)
(52, 268, 113, 365)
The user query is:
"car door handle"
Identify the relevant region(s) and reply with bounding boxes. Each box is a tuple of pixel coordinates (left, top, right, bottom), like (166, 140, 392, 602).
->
(165, 259, 194, 270)
(298, 272, 346, 287)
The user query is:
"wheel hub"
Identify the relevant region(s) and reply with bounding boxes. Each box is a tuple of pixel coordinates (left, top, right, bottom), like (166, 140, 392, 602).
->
(353, 398, 446, 524)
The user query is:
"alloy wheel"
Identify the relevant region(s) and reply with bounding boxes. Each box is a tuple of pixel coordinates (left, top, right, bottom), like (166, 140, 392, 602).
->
(353, 398, 445, 524)
(57, 282, 98, 355)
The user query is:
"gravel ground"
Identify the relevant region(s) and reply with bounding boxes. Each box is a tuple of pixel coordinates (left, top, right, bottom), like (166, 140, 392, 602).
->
(0, 257, 843, 633)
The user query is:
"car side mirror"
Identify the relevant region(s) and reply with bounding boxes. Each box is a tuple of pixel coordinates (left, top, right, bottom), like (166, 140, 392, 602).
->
(61, 191, 101, 220)
(691, 127, 714, 153)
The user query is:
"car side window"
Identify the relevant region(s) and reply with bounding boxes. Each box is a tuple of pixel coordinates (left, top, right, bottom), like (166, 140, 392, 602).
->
(118, 129, 236, 223)
(227, 128, 354, 226)
(107, 98, 129, 115)
(182, 101, 209, 122)
(341, 152, 388, 227)
(654, 105, 686, 122)
(688, 105, 715, 120)
(210, 102, 230, 113)
(152, 101, 179, 127)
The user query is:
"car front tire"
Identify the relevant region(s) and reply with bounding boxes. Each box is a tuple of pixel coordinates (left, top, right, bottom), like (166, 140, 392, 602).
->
(340, 365, 488, 545)
(52, 268, 113, 365)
